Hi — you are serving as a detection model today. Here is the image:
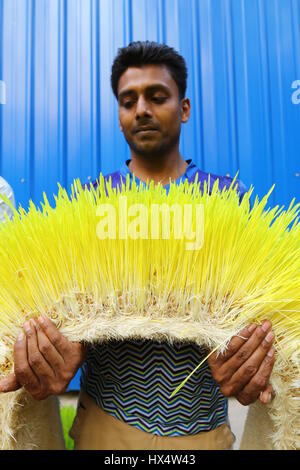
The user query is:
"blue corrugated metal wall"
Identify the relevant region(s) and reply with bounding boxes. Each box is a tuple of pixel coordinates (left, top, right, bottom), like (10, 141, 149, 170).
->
(0, 0, 299, 389)
(1, 0, 300, 209)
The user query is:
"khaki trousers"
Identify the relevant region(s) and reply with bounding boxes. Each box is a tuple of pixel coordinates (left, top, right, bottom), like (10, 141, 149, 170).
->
(70, 390, 236, 450)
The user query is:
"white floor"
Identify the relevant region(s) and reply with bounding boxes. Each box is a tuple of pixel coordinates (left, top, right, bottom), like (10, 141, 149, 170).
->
(59, 393, 249, 450)
(228, 398, 249, 449)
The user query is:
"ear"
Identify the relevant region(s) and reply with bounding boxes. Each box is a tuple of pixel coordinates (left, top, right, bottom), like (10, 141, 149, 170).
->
(181, 98, 191, 124)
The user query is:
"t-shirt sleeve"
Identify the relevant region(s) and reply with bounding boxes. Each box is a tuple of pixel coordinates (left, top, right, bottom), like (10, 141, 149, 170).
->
(0, 177, 16, 222)
(219, 175, 248, 204)
(236, 178, 248, 204)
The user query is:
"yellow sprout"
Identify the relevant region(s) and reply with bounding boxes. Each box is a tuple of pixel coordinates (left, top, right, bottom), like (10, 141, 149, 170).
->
(0, 174, 299, 450)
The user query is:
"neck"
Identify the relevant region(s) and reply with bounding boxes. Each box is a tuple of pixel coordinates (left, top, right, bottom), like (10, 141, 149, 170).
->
(128, 149, 188, 185)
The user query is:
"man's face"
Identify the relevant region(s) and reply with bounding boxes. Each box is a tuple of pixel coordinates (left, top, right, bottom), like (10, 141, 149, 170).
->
(117, 64, 190, 158)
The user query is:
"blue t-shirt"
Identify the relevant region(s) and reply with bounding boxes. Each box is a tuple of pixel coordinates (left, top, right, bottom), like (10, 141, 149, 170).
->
(81, 159, 247, 436)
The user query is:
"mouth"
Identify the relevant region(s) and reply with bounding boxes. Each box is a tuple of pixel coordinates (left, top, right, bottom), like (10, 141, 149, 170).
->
(135, 129, 159, 136)
(134, 126, 159, 134)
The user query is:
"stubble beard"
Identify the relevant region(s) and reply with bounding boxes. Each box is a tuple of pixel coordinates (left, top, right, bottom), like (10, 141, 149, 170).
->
(125, 132, 180, 159)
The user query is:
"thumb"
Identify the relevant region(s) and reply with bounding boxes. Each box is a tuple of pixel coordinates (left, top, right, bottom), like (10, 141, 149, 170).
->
(0, 373, 21, 393)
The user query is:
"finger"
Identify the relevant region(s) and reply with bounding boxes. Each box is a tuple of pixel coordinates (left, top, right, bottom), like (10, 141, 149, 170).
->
(235, 347, 275, 405)
(259, 389, 271, 404)
(37, 316, 71, 360)
(220, 320, 272, 377)
(35, 320, 65, 372)
(230, 331, 275, 390)
(25, 320, 56, 381)
(0, 373, 21, 392)
(210, 324, 257, 366)
(13, 330, 40, 392)
(259, 383, 275, 404)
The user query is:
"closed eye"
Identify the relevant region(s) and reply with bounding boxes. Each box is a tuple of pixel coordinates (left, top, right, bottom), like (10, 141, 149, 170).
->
(121, 96, 167, 108)
(123, 101, 135, 109)
(151, 96, 167, 103)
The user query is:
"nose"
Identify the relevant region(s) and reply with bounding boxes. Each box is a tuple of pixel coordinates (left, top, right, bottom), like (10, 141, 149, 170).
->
(135, 95, 151, 119)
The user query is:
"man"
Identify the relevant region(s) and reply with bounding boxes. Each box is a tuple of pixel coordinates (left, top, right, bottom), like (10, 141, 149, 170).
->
(0, 42, 275, 450)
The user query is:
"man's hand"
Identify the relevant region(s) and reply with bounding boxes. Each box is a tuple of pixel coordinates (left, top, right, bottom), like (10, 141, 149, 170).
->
(0, 316, 88, 400)
(208, 320, 275, 406)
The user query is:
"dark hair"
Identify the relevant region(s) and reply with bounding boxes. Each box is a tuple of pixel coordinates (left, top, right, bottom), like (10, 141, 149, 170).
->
(111, 41, 188, 100)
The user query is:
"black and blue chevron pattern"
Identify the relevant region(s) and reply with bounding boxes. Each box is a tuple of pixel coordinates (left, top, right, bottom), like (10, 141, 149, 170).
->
(81, 339, 228, 436)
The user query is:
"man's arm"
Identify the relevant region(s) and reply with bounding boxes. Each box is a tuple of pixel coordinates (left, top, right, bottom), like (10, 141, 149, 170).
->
(208, 320, 275, 405)
(0, 317, 87, 400)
